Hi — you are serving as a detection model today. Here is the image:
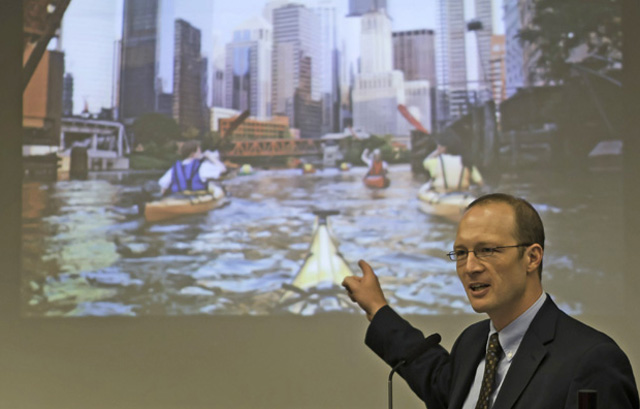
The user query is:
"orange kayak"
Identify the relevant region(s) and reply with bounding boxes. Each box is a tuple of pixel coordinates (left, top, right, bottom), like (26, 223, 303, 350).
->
(363, 175, 390, 189)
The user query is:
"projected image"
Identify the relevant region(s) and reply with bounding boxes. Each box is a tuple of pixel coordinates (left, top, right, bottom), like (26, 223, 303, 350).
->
(21, 0, 625, 317)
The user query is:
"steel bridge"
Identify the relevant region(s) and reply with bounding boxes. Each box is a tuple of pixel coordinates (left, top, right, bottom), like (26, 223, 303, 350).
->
(223, 138, 322, 158)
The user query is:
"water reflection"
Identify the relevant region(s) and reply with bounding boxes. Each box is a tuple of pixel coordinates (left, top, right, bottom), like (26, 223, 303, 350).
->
(21, 165, 624, 317)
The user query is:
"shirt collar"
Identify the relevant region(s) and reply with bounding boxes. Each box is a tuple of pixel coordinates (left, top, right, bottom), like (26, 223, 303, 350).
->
(488, 292, 547, 361)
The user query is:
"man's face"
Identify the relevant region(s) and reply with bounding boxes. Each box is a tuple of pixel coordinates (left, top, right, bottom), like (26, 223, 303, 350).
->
(454, 202, 538, 328)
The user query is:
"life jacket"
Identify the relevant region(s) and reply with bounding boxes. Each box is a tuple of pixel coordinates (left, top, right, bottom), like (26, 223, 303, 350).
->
(369, 160, 384, 176)
(170, 159, 207, 193)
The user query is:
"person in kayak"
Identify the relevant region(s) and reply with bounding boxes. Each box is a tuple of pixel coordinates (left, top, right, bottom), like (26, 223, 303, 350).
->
(422, 144, 484, 193)
(422, 129, 483, 193)
(361, 148, 388, 178)
(158, 140, 227, 197)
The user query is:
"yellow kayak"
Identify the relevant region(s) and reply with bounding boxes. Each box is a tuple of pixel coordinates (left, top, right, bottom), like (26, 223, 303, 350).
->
(281, 210, 353, 302)
(144, 189, 227, 222)
(417, 183, 475, 223)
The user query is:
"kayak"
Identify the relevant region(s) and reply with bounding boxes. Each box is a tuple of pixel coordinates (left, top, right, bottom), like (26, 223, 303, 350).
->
(339, 162, 351, 171)
(237, 163, 254, 175)
(281, 210, 353, 302)
(302, 163, 316, 174)
(363, 174, 390, 189)
(417, 183, 475, 223)
(144, 189, 227, 222)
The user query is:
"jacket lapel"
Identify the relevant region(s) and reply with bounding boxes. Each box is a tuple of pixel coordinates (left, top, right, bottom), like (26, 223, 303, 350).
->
(448, 323, 489, 409)
(492, 296, 559, 409)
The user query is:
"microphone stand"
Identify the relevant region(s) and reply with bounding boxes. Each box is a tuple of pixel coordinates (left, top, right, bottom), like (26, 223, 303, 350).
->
(387, 333, 442, 409)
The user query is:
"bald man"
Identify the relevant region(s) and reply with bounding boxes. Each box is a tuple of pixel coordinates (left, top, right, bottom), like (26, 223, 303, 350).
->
(342, 193, 638, 409)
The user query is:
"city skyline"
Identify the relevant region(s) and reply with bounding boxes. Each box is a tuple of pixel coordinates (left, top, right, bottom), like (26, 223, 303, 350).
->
(57, 0, 504, 119)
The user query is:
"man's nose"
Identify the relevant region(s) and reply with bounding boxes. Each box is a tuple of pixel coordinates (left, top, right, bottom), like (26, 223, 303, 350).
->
(461, 251, 483, 273)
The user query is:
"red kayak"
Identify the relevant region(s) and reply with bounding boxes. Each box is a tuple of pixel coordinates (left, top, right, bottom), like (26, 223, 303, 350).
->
(363, 174, 390, 189)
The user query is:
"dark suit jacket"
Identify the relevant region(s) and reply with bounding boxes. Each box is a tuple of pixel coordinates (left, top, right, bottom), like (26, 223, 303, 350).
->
(366, 296, 639, 409)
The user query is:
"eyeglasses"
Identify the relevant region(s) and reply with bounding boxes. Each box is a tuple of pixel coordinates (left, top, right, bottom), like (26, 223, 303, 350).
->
(446, 244, 532, 262)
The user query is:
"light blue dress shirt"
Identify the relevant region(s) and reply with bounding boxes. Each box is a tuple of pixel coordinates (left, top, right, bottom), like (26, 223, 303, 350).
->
(461, 293, 548, 409)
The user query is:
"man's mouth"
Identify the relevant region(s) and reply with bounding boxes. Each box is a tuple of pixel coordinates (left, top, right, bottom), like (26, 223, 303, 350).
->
(470, 283, 490, 291)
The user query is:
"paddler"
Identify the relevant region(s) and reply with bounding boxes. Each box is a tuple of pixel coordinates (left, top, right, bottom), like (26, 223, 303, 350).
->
(158, 140, 227, 198)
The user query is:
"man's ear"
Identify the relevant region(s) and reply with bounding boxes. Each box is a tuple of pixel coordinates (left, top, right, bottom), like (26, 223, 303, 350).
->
(526, 244, 543, 273)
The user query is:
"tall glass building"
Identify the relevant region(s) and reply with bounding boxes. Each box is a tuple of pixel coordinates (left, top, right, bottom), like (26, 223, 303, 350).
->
(119, 0, 161, 121)
(225, 16, 273, 120)
(311, 0, 340, 134)
(271, 4, 321, 129)
(173, 19, 208, 133)
(474, 0, 494, 90)
(435, 0, 468, 126)
(347, 0, 387, 17)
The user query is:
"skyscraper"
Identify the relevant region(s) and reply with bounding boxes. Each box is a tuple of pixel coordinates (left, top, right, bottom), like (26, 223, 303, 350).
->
(211, 67, 225, 108)
(347, 0, 387, 17)
(200, 57, 211, 131)
(210, 42, 226, 108)
(435, 0, 468, 127)
(62, 73, 74, 117)
(225, 16, 273, 119)
(310, 0, 340, 134)
(353, 10, 416, 137)
(360, 9, 393, 74)
(119, 0, 161, 121)
(393, 29, 436, 83)
(393, 29, 436, 131)
(173, 19, 207, 133)
(294, 55, 323, 138)
(271, 4, 321, 132)
(503, 0, 524, 97)
(263, 0, 309, 24)
(473, 0, 494, 89)
(489, 34, 506, 105)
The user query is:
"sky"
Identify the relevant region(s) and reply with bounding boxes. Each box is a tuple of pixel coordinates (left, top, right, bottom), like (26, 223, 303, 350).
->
(60, 0, 504, 114)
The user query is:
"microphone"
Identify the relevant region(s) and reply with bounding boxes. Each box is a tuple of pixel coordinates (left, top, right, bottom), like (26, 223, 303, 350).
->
(388, 333, 442, 409)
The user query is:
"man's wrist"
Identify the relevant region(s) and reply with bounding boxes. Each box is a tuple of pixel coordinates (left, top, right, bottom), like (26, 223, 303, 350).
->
(366, 302, 388, 321)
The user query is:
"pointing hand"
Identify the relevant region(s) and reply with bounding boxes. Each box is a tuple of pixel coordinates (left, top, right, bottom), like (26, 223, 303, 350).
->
(342, 260, 388, 321)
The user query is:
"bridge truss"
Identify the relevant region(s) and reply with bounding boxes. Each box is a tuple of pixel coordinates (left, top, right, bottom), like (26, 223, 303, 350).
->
(224, 138, 322, 158)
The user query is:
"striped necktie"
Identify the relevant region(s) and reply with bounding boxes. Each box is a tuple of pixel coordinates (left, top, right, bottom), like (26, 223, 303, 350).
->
(475, 332, 503, 409)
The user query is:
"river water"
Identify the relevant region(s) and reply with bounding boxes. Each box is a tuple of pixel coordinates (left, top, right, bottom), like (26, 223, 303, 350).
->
(21, 164, 625, 317)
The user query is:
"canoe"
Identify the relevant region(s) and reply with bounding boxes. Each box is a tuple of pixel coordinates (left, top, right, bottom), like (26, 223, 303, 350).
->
(417, 183, 475, 223)
(363, 174, 390, 189)
(144, 190, 227, 222)
(281, 210, 353, 303)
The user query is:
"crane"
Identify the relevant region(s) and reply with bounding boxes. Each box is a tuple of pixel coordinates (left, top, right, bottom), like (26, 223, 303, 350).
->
(397, 104, 433, 175)
(397, 104, 429, 134)
(221, 110, 250, 139)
